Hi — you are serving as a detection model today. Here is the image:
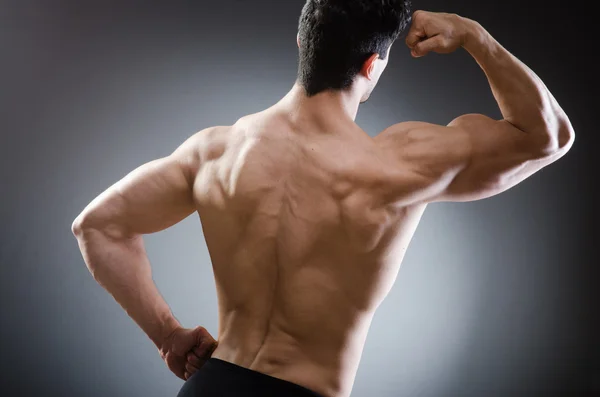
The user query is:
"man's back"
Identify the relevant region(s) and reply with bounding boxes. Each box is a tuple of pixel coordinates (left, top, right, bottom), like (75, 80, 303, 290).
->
(72, 9, 574, 397)
(197, 109, 426, 397)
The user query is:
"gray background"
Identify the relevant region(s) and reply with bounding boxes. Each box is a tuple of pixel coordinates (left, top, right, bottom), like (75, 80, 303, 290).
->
(0, 1, 597, 396)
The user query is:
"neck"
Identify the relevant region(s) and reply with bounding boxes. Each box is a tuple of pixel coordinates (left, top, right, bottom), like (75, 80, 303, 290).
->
(277, 83, 362, 123)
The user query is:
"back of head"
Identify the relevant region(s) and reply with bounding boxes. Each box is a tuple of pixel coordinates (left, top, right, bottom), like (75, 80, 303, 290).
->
(297, 0, 412, 97)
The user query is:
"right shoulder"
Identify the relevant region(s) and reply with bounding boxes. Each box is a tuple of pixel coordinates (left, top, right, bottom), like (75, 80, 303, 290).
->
(369, 120, 475, 206)
(374, 121, 471, 171)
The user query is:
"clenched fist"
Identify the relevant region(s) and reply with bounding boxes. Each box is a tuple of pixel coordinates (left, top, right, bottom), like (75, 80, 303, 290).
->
(405, 11, 473, 57)
(159, 325, 218, 381)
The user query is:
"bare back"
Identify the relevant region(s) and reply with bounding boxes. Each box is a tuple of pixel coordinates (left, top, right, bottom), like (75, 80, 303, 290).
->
(193, 111, 428, 397)
(72, 10, 574, 397)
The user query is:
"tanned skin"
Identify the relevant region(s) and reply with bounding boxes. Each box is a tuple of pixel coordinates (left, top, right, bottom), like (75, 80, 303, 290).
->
(73, 11, 574, 397)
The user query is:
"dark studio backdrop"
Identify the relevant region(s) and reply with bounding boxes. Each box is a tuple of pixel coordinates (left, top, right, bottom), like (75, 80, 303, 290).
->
(0, 1, 597, 396)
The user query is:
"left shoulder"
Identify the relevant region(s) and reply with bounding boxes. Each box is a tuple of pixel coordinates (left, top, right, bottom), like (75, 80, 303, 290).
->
(172, 125, 232, 181)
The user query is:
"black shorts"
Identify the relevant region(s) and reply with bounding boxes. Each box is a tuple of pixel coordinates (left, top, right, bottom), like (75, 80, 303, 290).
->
(177, 358, 325, 397)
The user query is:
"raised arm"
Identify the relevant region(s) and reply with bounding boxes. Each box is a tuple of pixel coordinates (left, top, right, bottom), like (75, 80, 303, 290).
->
(377, 11, 575, 203)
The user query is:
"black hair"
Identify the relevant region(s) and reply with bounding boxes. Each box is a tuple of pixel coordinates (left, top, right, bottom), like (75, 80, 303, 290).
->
(297, 0, 412, 96)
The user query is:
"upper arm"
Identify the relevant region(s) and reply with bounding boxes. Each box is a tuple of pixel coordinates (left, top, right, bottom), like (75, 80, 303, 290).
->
(73, 128, 215, 238)
(439, 114, 571, 202)
(377, 114, 572, 204)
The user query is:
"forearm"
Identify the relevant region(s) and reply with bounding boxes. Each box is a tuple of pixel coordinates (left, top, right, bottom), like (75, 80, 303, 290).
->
(461, 17, 574, 149)
(74, 227, 180, 348)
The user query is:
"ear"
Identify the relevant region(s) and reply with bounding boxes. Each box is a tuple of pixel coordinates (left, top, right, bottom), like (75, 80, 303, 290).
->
(360, 53, 380, 80)
(297, 32, 301, 48)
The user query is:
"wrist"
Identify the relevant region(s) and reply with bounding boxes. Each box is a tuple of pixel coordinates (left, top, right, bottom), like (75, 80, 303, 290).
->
(154, 315, 182, 352)
(459, 17, 489, 52)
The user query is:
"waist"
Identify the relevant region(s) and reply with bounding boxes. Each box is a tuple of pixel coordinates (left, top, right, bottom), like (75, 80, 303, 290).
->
(179, 358, 326, 397)
(210, 326, 364, 397)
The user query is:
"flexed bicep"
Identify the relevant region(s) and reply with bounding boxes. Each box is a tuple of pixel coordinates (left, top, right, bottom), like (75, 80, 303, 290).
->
(376, 116, 569, 205)
(437, 114, 570, 202)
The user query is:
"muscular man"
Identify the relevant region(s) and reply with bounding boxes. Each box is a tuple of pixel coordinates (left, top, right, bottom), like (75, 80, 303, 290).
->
(72, 2, 574, 397)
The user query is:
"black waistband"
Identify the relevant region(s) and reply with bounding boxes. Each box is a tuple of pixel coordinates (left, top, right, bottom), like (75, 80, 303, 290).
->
(177, 357, 325, 397)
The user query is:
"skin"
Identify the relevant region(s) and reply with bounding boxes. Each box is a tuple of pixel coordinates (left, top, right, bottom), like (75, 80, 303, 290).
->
(72, 11, 574, 397)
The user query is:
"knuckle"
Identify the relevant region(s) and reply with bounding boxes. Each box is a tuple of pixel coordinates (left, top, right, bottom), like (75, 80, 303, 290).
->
(413, 10, 429, 21)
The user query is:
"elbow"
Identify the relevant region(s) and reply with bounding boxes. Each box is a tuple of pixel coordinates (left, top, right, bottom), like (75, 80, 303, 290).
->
(72, 210, 131, 241)
(531, 115, 575, 157)
(556, 116, 575, 152)
(71, 213, 88, 238)
(72, 212, 104, 240)
(72, 214, 101, 276)
(71, 210, 105, 239)
(549, 116, 575, 156)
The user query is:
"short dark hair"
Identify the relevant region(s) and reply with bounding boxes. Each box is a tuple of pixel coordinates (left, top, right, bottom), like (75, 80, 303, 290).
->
(297, 0, 412, 96)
